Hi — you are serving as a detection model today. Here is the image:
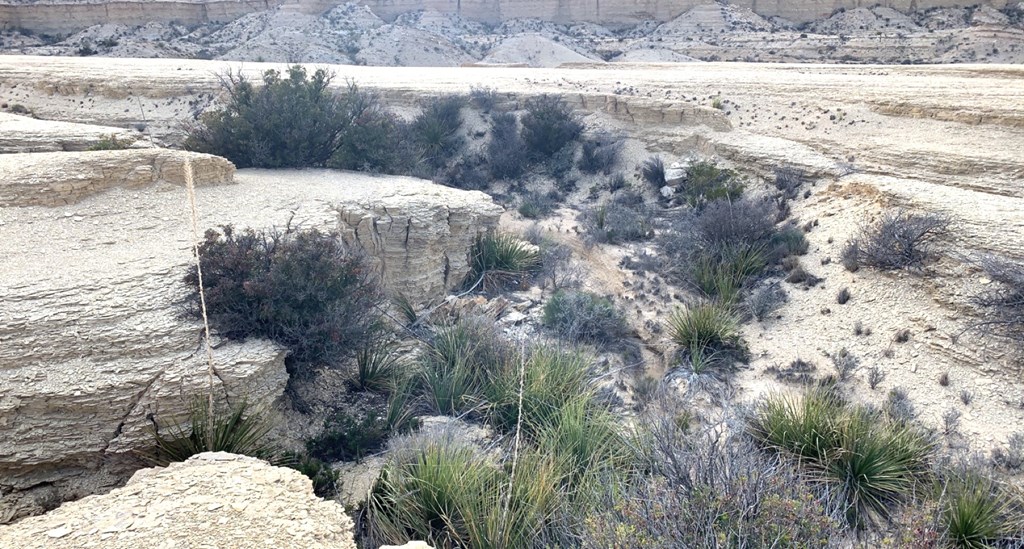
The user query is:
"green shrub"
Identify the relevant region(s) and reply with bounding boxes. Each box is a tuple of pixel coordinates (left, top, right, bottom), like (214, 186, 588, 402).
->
(542, 290, 628, 344)
(487, 111, 528, 180)
(152, 399, 278, 465)
(749, 389, 935, 528)
(517, 191, 556, 219)
(690, 244, 767, 304)
(87, 134, 134, 151)
(184, 225, 384, 377)
(771, 226, 810, 257)
(485, 347, 591, 437)
(420, 318, 517, 415)
(185, 67, 374, 168)
(328, 102, 410, 173)
(411, 95, 466, 171)
(467, 232, 541, 292)
(521, 94, 583, 159)
(283, 452, 341, 498)
(306, 409, 388, 463)
(679, 160, 745, 208)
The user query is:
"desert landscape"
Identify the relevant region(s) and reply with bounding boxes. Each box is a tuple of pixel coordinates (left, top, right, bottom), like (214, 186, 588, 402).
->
(1, 0, 1024, 547)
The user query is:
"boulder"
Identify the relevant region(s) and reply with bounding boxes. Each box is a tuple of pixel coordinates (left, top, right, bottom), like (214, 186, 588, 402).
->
(0, 158, 501, 522)
(0, 452, 357, 549)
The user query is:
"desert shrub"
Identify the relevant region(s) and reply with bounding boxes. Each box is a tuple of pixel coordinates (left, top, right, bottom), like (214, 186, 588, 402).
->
(517, 191, 556, 219)
(640, 155, 666, 187)
(993, 433, 1024, 471)
(536, 239, 581, 292)
(973, 255, 1024, 346)
(469, 85, 499, 112)
(830, 348, 860, 381)
(579, 189, 653, 245)
(744, 282, 787, 321)
(679, 160, 745, 208)
(410, 95, 466, 171)
(485, 347, 592, 437)
(658, 195, 779, 301)
(767, 358, 818, 385)
(434, 154, 490, 191)
(578, 132, 622, 175)
(185, 67, 372, 168)
(328, 103, 410, 173)
(774, 164, 805, 200)
(7, 103, 31, 115)
(845, 209, 951, 270)
(486, 111, 528, 180)
(749, 388, 935, 528)
(183, 225, 384, 376)
(588, 402, 845, 547)
(607, 172, 629, 192)
(87, 134, 134, 151)
(306, 408, 389, 462)
(542, 290, 628, 343)
(884, 387, 918, 423)
(840, 239, 860, 272)
(837, 287, 851, 305)
(771, 225, 810, 258)
(283, 452, 340, 498)
(153, 399, 278, 465)
(545, 144, 578, 190)
(521, 94, 584, 159)
(466, 232, 541, 292)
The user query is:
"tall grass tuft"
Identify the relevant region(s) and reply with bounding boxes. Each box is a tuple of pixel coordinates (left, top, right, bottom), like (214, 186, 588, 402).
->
(152, 398, 278, 464)
(667, 302, 741, 354)
(941, 472, 1013, 549)
(468, 232, 541, 292)
(749, 388, 935, 528)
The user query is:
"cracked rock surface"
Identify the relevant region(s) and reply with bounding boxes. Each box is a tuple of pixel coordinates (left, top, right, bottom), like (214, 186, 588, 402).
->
(0, 452, 358, 548)
(0, 164, 501, 522)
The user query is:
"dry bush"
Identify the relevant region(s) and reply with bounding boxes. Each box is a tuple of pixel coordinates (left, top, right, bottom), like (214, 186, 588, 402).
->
(845, 210, 951, 270)
(972, 255, 1024, 348)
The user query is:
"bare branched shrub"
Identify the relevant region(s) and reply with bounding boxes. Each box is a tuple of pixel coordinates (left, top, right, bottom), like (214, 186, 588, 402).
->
(972, 255, 1024, 347)
(992, 433, 1024, 471)
(830, 348, 860, 381)
(885, 387, 917, 423)
(867, 366, 886, 390)
(586, 400, 845, 547)
(542, 289, 628, 344)
(774, 164, 805, 200)
(469, 85, 499, 112)
(744, 282, 787, 322)
(845, 210, 951, 270)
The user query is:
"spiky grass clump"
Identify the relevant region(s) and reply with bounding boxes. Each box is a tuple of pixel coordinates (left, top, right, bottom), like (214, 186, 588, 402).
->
(640, 156, 666, 187)
(468, 232, 541, 292)
(486, 347, 591, 437)
(691, 245, 767, 304)
(941, 472, 1016, 549)
(153, 399, 278, 465)
(364, 438, 563, 549)
(668, 302, 742, 353)
(420, 319, 517, 415)
(749, 389, 935, 528)
(354, 337, 403, 392)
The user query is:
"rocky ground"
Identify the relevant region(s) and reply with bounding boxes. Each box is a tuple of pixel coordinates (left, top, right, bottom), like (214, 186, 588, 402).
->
(1, 3, 1024, 66)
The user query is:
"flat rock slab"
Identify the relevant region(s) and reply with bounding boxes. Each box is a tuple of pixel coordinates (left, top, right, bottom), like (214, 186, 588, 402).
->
(0, 452, 357, 549)
(0, 113, 140, 154)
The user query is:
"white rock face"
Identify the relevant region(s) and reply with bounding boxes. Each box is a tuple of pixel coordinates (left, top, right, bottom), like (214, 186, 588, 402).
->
(0, 113, 141, 154)
(0, 158, 501, 522)
(0, 452, 358, 549)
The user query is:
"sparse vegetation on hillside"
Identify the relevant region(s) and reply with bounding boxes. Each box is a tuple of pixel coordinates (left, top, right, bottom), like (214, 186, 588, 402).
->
(843, 209, 951, 271)
(520, 94, 584, 159)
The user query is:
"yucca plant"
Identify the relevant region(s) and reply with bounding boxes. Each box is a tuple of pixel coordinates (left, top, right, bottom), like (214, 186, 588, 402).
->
(152, 398, 279, 465)
(486, 347, 591, 437)
(667, 301, 742, 354)
(468, 232, 541, 292)
(748, 388, 845, 463)
(354, 337, 403, 393)
(941, 472, 1011, 549)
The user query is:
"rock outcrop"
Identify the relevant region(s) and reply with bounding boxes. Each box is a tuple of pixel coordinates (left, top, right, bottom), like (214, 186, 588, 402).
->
(0, 156, 501, 522)
(0, 452, 358, 548)
(0, 113, 141, 154)
(0, 0, 1011, 34)
(0, 149, 234, 207)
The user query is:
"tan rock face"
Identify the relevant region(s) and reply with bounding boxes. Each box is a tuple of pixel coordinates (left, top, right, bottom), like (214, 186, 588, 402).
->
(0, 452, 358, 549)
(0, 113, 141, 154)
(0, 157, 500, 522)
(0, 149, 235, 207)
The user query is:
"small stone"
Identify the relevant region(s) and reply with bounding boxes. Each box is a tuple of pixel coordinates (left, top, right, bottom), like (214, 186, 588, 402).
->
(45, 526, 72, 539)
